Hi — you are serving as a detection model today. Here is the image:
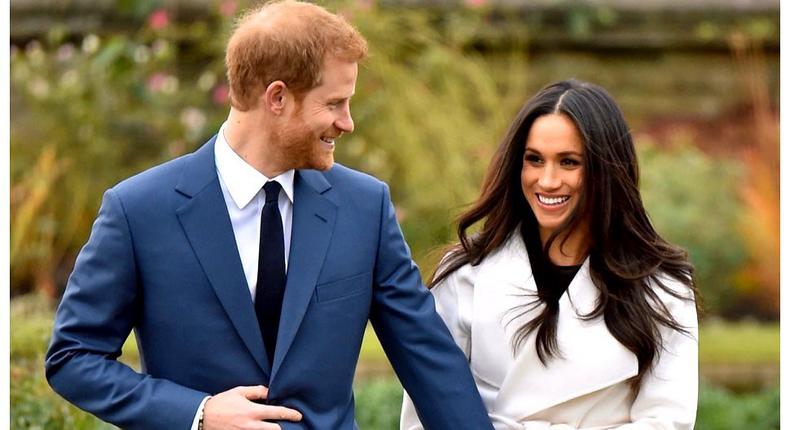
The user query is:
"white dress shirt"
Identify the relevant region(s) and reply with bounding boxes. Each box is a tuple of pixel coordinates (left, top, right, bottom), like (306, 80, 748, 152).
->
(191, 123, 295, 429)
(214, 121, 294, 298)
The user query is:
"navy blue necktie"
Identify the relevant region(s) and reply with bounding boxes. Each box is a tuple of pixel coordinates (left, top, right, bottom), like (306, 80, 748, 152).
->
(256, 181, 286, 366)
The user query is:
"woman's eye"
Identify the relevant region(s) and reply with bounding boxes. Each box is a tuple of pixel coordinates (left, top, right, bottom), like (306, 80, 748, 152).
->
(525, 154, 542, 163)
(561, 158, 581, 166)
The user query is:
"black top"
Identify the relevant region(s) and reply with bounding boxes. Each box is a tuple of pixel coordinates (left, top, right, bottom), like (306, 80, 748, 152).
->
(520, 223, 582, 302)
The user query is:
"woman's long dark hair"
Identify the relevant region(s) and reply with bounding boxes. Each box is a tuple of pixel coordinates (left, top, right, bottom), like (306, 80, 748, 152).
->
(430, 79, 700, 387)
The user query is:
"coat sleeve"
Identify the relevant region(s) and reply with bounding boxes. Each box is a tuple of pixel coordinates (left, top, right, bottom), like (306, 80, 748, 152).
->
(45, 189, 208, 430)
(616, 278, 699, 430)
(400, 259, 476, 430)
(367, 183, 493, 430)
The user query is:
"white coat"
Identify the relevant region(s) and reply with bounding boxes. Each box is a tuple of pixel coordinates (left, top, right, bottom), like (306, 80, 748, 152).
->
(401, 232, 698, 429)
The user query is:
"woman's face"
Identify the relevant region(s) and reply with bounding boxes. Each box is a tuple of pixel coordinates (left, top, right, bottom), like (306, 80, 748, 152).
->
(521, 113, 586, 242)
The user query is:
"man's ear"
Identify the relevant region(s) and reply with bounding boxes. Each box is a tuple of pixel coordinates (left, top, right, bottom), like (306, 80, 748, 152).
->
(262, 81, 289, 115)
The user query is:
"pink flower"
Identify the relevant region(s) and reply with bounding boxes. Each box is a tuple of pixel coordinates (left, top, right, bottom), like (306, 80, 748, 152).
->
(212, 84, 229, 105)
(464, 0, 487, 7)
(148, 9, 170, 30)
(219, 0, 238, 17)
(147, 72, 168, 92)
(356, 0, 373, 11)
(57, 44, 76, 62)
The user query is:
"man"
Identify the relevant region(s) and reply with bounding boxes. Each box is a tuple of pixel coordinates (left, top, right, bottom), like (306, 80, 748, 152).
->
(45, 1, 494, 429)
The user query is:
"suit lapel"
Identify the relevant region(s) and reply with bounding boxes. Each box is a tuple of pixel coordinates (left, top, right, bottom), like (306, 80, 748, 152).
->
(175, 138, 271, 376)
(270, 169, 337, 381)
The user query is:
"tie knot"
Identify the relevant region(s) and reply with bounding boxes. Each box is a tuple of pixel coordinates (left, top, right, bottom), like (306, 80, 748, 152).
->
(263, 181, 281, 204)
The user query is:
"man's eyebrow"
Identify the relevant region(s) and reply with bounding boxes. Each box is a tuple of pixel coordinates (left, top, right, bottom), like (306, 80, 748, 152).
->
(328, 95, 353, 103)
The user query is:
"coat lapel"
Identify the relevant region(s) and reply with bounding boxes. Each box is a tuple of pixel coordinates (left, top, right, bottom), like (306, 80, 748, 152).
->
(270, 169, 337, 381)
(481, 234, 638, 421)
(175, 138, 271, 376)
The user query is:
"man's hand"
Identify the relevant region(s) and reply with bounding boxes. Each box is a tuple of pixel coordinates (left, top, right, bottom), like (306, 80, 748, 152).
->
(203, 385, 303, 430)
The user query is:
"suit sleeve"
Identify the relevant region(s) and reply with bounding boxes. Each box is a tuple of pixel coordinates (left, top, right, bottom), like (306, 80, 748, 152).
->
(45, 189, 208, 430)
(368, 183, 493, 430)
(400, 260, 476, 430)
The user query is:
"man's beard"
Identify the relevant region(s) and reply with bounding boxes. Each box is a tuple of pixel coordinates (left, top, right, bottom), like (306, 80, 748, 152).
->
(273, 116, 334, 171)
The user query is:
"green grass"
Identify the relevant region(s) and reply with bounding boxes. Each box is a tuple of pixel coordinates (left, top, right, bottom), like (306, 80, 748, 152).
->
(359, 320, 781, 367)
(11, 294, 141, 367)
(15, 293, 779, 370)
(360, 325, 390, 364)
(698, 319, 779, 365)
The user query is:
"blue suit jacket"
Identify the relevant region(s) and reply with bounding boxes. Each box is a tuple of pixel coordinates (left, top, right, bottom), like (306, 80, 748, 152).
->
(45, 137, 493, 430)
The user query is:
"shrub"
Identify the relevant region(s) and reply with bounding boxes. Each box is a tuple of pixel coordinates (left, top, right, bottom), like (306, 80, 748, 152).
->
(638, 138, 747, 316)
(696, 382, 779, 430)
(11, 359, 117, 430)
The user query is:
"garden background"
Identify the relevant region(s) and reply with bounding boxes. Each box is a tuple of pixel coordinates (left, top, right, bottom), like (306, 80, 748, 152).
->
(10, 0, 779, 428)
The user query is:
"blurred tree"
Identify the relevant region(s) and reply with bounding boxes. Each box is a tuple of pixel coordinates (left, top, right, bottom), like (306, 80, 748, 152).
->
(10, 0, 530, 298)
(638, 137, 746, 316)
(10, 6, 232, 296)
(728, 33, 779, 320)
(342, 5, 531, 266)
(10, 0, 773, 321)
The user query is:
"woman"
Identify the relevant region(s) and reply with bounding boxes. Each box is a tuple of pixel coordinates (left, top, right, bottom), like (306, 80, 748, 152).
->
(401, 80, 699, 429)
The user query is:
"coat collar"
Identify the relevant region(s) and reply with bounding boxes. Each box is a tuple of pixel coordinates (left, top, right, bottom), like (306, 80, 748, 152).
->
(470, 232, 638, 420)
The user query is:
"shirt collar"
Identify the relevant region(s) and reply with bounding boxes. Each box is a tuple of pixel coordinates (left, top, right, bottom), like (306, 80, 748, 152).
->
(214, 121, 295, 210)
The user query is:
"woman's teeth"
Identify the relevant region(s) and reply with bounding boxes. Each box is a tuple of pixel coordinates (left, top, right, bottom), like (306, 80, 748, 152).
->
(537, 194, 570, 205)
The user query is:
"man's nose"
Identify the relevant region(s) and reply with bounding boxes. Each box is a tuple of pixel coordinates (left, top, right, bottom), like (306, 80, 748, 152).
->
(335, 107, 354, 133)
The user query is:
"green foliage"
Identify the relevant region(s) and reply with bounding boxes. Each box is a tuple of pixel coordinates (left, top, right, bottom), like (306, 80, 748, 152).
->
(10, 0, 529, 296)
(360, 325, 390, 365)
(9, 0, 767, 320)
(697, 382, 779, 430)
(11, 294, 141, 366)
(10, 27, 229, 292)
(11, 355, 403, 430)
(345, 7, 531, 263)
(638, 138, 746, 315)
(9, 294, 56, 361)
(354, 378, 404, 429)
(11, 360, 118, 430)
